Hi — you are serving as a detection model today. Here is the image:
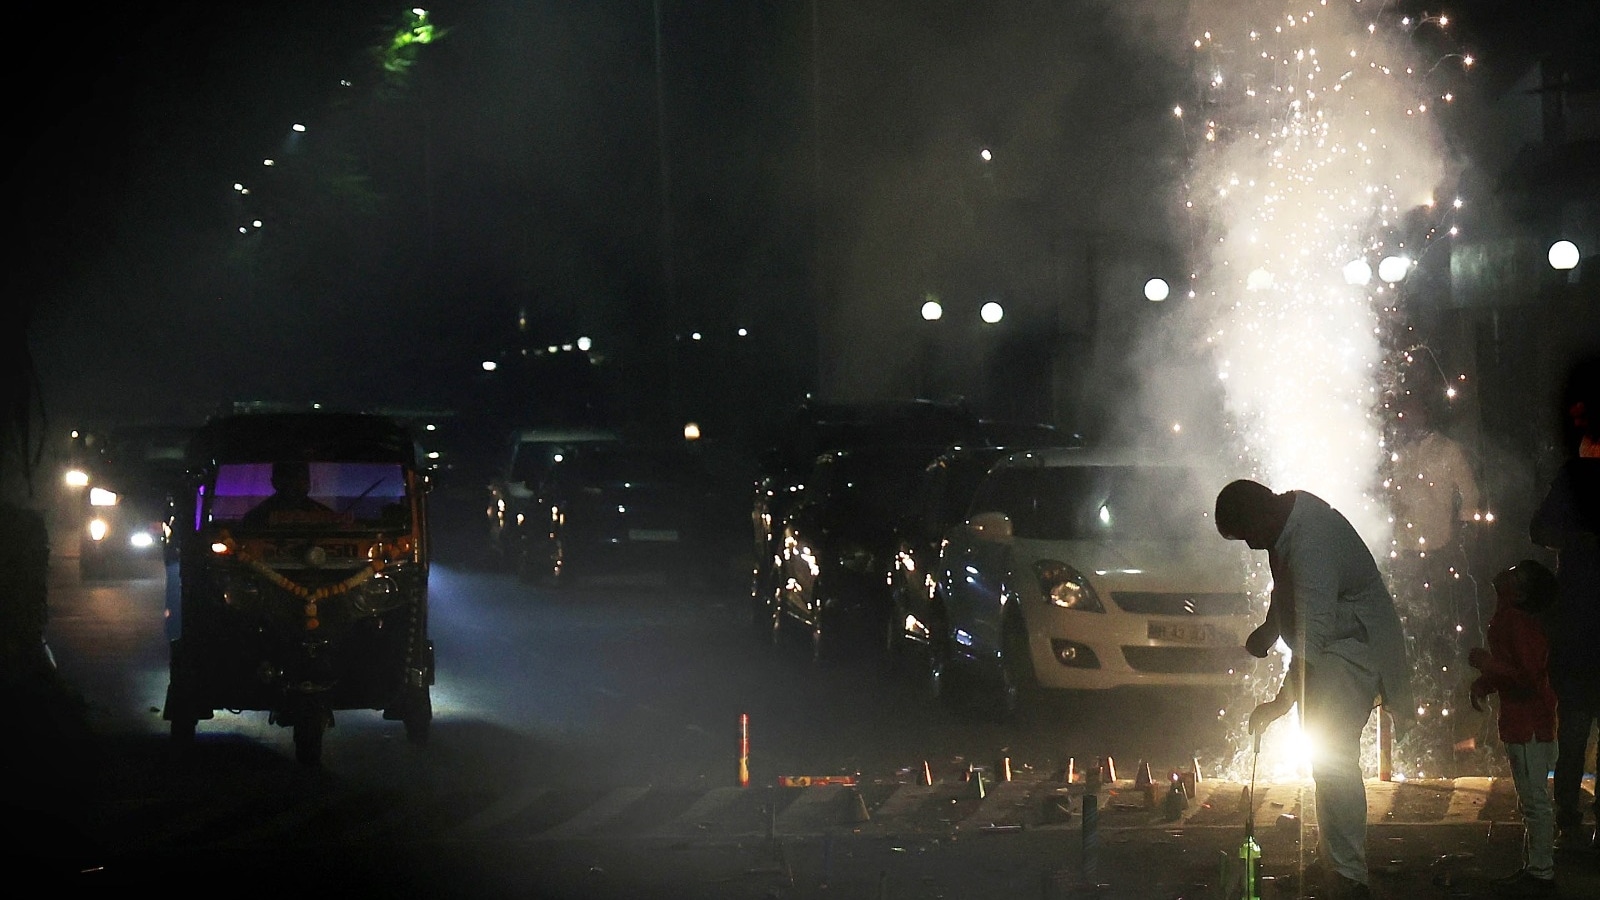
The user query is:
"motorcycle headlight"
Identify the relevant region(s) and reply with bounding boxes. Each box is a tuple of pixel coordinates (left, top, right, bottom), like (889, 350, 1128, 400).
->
(1034, 559, 1104, 612)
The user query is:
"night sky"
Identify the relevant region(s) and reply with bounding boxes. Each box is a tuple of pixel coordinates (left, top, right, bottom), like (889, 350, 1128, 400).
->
(8, 1, 1581, 446)
(15, 2, 807, 434)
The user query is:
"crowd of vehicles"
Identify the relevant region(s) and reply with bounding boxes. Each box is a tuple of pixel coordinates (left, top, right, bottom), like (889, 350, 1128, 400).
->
(58, 395, 1264, 740)
(746, 398, 1261, 720)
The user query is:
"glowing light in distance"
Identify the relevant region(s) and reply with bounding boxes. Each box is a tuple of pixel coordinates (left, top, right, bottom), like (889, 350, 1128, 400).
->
(576, 336, 592, 351)
(979, 148, 992, 161)
(1549, 240, 1580, 271)
(921, 298, 943, 321)
(1378, 256, 1412, 284)
(1144, 278, 1171, 302)
(1343, 260, 1373, 285)
(980, 301, 1005, 324)
(480, 360, 497, 372)
(683, 422, 701, 442)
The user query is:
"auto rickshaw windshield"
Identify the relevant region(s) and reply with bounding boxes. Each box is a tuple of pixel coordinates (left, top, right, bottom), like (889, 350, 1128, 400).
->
(203, 461, 411, 530)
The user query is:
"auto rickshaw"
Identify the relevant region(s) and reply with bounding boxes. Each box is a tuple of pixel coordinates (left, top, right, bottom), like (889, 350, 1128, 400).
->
(162, 411, 435, 764)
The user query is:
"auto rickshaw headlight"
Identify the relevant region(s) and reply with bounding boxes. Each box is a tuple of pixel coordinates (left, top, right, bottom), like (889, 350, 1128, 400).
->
(222, 579, 264, 611)
(352, 571, 404, 616)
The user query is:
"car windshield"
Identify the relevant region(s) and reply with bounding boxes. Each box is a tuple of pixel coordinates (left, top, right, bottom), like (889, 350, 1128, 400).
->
(204, 461, 411, 531)
(553, 446, 706, 488)
(970, 464, 1214, 542)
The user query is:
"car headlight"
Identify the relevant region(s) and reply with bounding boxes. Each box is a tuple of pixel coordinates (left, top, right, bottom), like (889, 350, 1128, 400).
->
(89, 487, 120, 507)
(1034, 559, 1104, 612)
(64, 468, 89, 488)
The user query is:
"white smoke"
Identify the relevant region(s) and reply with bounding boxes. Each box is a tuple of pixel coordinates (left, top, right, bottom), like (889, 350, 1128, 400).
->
(1180, 0, 1450, 550)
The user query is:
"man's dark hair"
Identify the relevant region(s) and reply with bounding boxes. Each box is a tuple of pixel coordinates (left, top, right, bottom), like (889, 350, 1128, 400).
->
(1214, 479, 1274, 538)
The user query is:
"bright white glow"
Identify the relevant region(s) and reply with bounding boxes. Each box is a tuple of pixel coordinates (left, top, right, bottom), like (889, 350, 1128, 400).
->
(921, 299, 943, 321)
(129, 532, 156, 550)
(1342, 259, 1372, 285)
(89, 487, 118, 507)
(1549, 240, 1580, 271)
(292, 123, 306, 132)
(480, 360, 497, 372)
(63, 468, 88, 488)
(980, 301, 1004, 324)
(1187, 4, 1451, 779)
(683, 422, 701, 442)
(980, 148, 992, 162)
(576, 336, 592, 351)
(1144, 278, 1171, 302)
(1378, 255, 1412, 283)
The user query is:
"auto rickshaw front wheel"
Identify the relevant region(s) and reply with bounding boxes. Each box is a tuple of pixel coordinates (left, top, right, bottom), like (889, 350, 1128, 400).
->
(170, 716, 197, 747)
(294, 716, 326, 765)
(402, 686, 432, 745)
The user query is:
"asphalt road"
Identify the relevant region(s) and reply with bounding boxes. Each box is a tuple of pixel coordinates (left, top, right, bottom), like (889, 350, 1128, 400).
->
(7, 515, 1600, 899)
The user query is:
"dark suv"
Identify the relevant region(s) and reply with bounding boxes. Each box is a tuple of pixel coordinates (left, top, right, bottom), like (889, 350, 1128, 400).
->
(517, 440, 744, 589)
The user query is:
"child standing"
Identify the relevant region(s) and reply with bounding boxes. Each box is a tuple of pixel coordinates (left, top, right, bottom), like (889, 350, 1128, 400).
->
(1469, 559, 1560, 898)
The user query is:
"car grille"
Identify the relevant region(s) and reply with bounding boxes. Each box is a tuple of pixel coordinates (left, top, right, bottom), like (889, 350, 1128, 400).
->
(1121, 645, 1253, 674)
(1111, 592, 1252, 616)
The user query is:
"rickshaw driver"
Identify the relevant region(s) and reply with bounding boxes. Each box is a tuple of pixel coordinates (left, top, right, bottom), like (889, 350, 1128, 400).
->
(241, 460, 333, 528)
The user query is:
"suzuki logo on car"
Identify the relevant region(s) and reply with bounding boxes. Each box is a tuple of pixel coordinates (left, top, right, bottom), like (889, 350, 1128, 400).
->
(1182, 596, 1197, 615)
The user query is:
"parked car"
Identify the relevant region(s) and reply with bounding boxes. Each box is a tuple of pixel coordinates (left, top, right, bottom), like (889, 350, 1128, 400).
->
(754, 442, 963, 661)
(884, 444, 1014, 668)
(927, 447, 1258, 719)
(75, 423, 196, 579)
(515, 440, 742, 589)
(486, 425, 620, 573)
(748, 398, 986, 617)
(885, 429, 1088, 678)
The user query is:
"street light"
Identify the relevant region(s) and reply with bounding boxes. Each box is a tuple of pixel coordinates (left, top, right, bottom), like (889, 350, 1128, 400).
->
(1378, 255, 1412, 284)
(1143, 278, 1170, 302)
(1549, 240, 1580, 271)
(980, 300, 1004, 324)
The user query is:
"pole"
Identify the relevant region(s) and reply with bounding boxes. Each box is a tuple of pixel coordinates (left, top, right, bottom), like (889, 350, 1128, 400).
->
(739, 712, 750, 787)
(1378, 707, 1393, 782)
(1081, 791, 1099, 884)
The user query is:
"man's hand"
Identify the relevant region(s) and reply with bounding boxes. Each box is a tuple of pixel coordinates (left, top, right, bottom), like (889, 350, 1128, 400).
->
(1245, 621, 1280, 658)
(1469, 678, 1489, 713)
(1248, 694, 1294, 735)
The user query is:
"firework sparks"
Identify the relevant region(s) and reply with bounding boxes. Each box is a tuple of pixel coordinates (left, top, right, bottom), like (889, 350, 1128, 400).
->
(1175, 1, 1470, 780)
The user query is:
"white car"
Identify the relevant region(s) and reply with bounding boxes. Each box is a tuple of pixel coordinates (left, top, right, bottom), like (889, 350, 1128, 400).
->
(930, 446, 1259, 718)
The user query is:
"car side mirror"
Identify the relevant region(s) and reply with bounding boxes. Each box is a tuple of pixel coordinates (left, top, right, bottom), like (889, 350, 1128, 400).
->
(966, 510, 1013, 542)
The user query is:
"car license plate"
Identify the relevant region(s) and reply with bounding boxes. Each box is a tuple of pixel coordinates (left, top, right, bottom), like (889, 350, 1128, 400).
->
(1147, 621, 1238, 645)
(628, 528, 679, 542)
